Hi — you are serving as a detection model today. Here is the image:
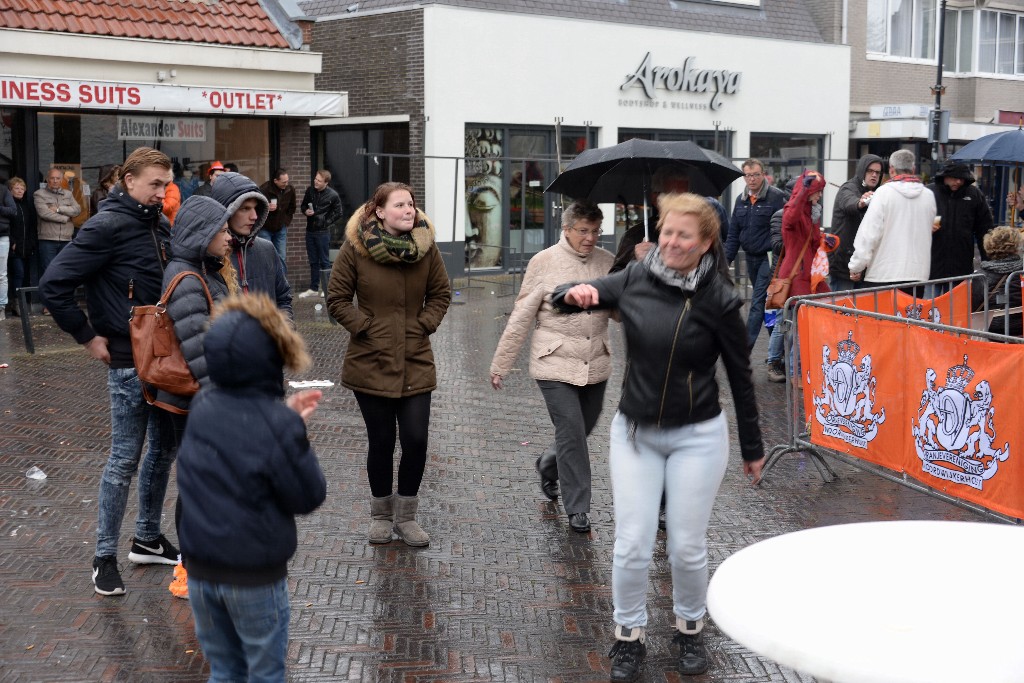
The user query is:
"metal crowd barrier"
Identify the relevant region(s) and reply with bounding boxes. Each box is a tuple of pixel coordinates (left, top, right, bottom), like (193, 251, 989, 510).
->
(761, 274, 1024, 523)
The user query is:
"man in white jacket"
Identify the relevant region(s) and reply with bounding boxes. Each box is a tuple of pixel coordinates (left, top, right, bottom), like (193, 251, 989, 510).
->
(848, 149, 937, 286)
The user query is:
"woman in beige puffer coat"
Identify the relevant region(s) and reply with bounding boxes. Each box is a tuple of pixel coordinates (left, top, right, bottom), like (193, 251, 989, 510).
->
(489, 200, 615, 533)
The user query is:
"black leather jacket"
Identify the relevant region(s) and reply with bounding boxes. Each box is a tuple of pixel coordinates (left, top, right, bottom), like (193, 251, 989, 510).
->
(553, 254, 764, 461)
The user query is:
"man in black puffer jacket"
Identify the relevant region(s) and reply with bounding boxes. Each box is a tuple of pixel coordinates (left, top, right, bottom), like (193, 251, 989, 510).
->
(926, 160, 993, 289)
(39, 147, 180, 597)
(211, 172, 293, 318)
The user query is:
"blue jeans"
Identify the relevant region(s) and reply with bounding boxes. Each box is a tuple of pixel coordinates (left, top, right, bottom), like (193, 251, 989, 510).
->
(258, 228, 287, 273)
(304, 231, 330, 291)
(745, 252, 771, 348)
(96, 368, 176, 558)
(767, 319, 785, 364)
(609, 411, 728, 628)
(38, 239, 68, 277)
(189, 576, 290, 683)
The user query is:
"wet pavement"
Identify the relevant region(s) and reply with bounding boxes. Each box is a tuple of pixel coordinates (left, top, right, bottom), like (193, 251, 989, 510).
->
(0, 285, 982, 682)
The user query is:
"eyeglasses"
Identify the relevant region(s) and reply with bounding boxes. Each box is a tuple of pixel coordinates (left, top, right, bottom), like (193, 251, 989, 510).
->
(743, 172, 764, 179)
(570, 227, 601, 238)
(865, 169, 882, 175)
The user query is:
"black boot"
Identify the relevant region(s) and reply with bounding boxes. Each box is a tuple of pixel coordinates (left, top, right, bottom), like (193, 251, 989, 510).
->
(608, 626, 646, 682)
(673, 623, 708, 676)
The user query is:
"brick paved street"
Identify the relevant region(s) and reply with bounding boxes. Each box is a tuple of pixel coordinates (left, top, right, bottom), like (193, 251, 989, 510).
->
(0, 288, 982, 682)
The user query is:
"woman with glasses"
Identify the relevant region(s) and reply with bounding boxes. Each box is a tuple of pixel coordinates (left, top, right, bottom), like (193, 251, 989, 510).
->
(489, 199, 615, 534)
(553, 193, 763, 680)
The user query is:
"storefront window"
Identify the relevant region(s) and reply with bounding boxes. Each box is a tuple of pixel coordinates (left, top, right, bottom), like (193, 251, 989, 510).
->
(465, 125, 592, 271)
(0, 108, 15, 181)
(36, 112, 269, 195)
(749, 133, 824, 190)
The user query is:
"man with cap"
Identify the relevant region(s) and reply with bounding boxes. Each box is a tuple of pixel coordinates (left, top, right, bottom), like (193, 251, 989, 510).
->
(926, 160, 993, 290)
(193, 161, 226, 198)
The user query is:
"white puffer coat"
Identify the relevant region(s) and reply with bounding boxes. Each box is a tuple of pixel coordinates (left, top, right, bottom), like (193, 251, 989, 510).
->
(490, 234, 615, 386)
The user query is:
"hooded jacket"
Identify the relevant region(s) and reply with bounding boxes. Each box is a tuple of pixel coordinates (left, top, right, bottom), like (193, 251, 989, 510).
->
(33, 185, 82, 242)
(848, 178, 936, 283)
(326, 205, 451, 398)
(829, 154, 883, 280)
(926, 161, 993, 279)
(490, 234, 615, 385)
(551, 250, 763, 462)
(177, 294, 326, 585)
(211, 172, 293, 318)
(157, 196, 234, 411)
(779, 171, 829, 297)
(39, 184, 169, 368)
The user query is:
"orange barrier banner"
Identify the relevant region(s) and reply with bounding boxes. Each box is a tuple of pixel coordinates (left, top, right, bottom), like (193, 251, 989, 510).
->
(831, 282, 973, 327)
(799, 304, 1024, 519)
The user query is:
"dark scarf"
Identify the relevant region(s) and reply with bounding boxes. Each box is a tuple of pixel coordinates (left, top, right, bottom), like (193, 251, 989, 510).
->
(361, 221, 425, 265)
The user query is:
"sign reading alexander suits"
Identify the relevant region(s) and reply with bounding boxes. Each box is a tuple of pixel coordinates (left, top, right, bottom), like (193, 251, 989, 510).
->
(0, 76, 348, 117)
(118, 116, 207, 142)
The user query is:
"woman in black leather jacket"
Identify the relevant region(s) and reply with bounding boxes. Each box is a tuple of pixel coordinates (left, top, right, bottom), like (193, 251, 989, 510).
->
(554, 192, 764, 681)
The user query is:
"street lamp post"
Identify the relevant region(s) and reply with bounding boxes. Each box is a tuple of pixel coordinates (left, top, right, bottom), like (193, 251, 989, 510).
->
(931, 0, 949, 164)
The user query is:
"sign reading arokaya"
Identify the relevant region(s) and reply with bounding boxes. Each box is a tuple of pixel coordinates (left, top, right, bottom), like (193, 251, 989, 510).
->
(620, 52, 742, 111)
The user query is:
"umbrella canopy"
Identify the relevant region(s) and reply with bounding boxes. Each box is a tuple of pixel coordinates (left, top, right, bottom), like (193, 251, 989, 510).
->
(950, 128, 1024, 165)
(545, 138, 743, 204)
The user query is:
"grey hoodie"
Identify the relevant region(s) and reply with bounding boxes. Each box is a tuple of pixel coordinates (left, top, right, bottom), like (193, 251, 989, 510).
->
(829, 154, 884, 280)
(211, 172, 293, 317)
(159, 195, 234, 411)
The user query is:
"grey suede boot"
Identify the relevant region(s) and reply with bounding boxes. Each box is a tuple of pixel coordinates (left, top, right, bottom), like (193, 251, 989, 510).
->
(369, 494, 394, 544)
(392, 495, 429, 547)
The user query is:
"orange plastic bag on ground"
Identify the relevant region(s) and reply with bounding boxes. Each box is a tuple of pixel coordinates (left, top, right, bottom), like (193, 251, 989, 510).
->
(168, 561, 189, 599)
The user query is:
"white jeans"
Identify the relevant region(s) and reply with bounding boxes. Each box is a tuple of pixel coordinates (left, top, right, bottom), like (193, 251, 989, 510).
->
(0, 236, 8, 307)
(610, 410, 728, 629)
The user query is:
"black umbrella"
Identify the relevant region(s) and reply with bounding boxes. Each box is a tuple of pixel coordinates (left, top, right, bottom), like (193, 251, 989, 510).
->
(545, 138, 743, 203)
(950, 126, 1024, 223)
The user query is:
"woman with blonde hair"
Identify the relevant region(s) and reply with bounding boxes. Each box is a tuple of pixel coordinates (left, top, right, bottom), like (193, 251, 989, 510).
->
(555, 192, 764, 680)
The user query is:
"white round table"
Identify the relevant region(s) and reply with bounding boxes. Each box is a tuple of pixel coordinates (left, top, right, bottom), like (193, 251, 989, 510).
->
(707, 521, 1024, 683)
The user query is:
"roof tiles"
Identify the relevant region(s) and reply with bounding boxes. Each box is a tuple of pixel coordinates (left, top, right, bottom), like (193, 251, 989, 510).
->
(0, 0, 292, 49)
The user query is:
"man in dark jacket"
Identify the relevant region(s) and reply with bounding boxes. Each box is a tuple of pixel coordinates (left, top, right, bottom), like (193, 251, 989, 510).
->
(927, 160, 993, 289)
(829, 154, 883, 292)
(39, 147, 179, 597)
(724, 158, 787, 348)
(258, 168, 296, 271)
(299, 169, 342, 297)
(0, 181, 15, 320)
(211, 172, 293, 318)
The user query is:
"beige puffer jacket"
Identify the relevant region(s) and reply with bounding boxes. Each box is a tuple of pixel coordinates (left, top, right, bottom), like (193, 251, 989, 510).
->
(33, 187, 82, 242)
(490, 235, 614, 386)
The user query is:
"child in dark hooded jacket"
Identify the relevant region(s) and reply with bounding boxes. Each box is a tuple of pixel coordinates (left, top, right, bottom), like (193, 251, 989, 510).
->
(176, 293, 325, 682)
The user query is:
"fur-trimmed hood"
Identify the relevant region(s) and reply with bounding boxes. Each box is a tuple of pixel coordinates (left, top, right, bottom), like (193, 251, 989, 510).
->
(205, 294, 310, 396)
(344, 203, 436, 259)
(211, 172, 270, 238)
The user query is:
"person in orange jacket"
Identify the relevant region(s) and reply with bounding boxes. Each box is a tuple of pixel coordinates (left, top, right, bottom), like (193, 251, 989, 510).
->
(163, 180, 181, 226)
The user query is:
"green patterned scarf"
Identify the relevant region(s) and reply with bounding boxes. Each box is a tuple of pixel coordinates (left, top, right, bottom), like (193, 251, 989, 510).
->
(361, 222, 424, 264)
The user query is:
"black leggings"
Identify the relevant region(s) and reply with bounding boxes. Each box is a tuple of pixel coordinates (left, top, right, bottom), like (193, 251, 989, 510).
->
(354, 391, 432, 497)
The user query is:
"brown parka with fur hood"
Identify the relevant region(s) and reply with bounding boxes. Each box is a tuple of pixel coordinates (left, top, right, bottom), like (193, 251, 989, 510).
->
(326, 204, 451, 398)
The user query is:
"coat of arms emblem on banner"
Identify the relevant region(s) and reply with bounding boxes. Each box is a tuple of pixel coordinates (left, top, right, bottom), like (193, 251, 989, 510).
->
(912, 355, 1010, 490)
(812, 332, 886, 448)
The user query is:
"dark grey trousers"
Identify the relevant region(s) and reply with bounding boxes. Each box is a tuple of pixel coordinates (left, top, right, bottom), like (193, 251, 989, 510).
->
(536, 379, 607, 515)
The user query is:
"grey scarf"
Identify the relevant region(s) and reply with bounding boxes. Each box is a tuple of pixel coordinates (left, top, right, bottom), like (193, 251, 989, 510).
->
(645, 248, 715, 292)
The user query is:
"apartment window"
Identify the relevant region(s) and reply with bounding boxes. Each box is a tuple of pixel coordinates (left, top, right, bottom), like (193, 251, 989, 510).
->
(867, 0, 938, 60)
(977, 10, 1024, 75)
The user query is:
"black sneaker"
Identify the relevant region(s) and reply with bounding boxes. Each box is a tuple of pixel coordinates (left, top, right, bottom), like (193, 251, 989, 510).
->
(92, 556, 125, 596)
(674, 629, 708, 675)
(608, 638, 646, 682)
(128, 534, 179, 565)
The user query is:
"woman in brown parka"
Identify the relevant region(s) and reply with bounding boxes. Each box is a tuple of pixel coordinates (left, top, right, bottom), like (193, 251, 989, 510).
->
(327, 182, 451, 547)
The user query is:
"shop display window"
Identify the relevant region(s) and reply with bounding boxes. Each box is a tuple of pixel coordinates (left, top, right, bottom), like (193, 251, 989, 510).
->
(749, 133, 824, 191)
(36, 112, 269, 195)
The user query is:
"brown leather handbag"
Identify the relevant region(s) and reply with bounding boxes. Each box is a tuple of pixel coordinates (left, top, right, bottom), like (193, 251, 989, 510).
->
(129, 271, 213, 414)
(765, 232, 812, 311)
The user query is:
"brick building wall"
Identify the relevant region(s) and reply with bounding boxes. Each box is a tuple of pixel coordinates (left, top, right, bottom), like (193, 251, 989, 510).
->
(312, 10, 426, 197)
(277, 117, 312, 278)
